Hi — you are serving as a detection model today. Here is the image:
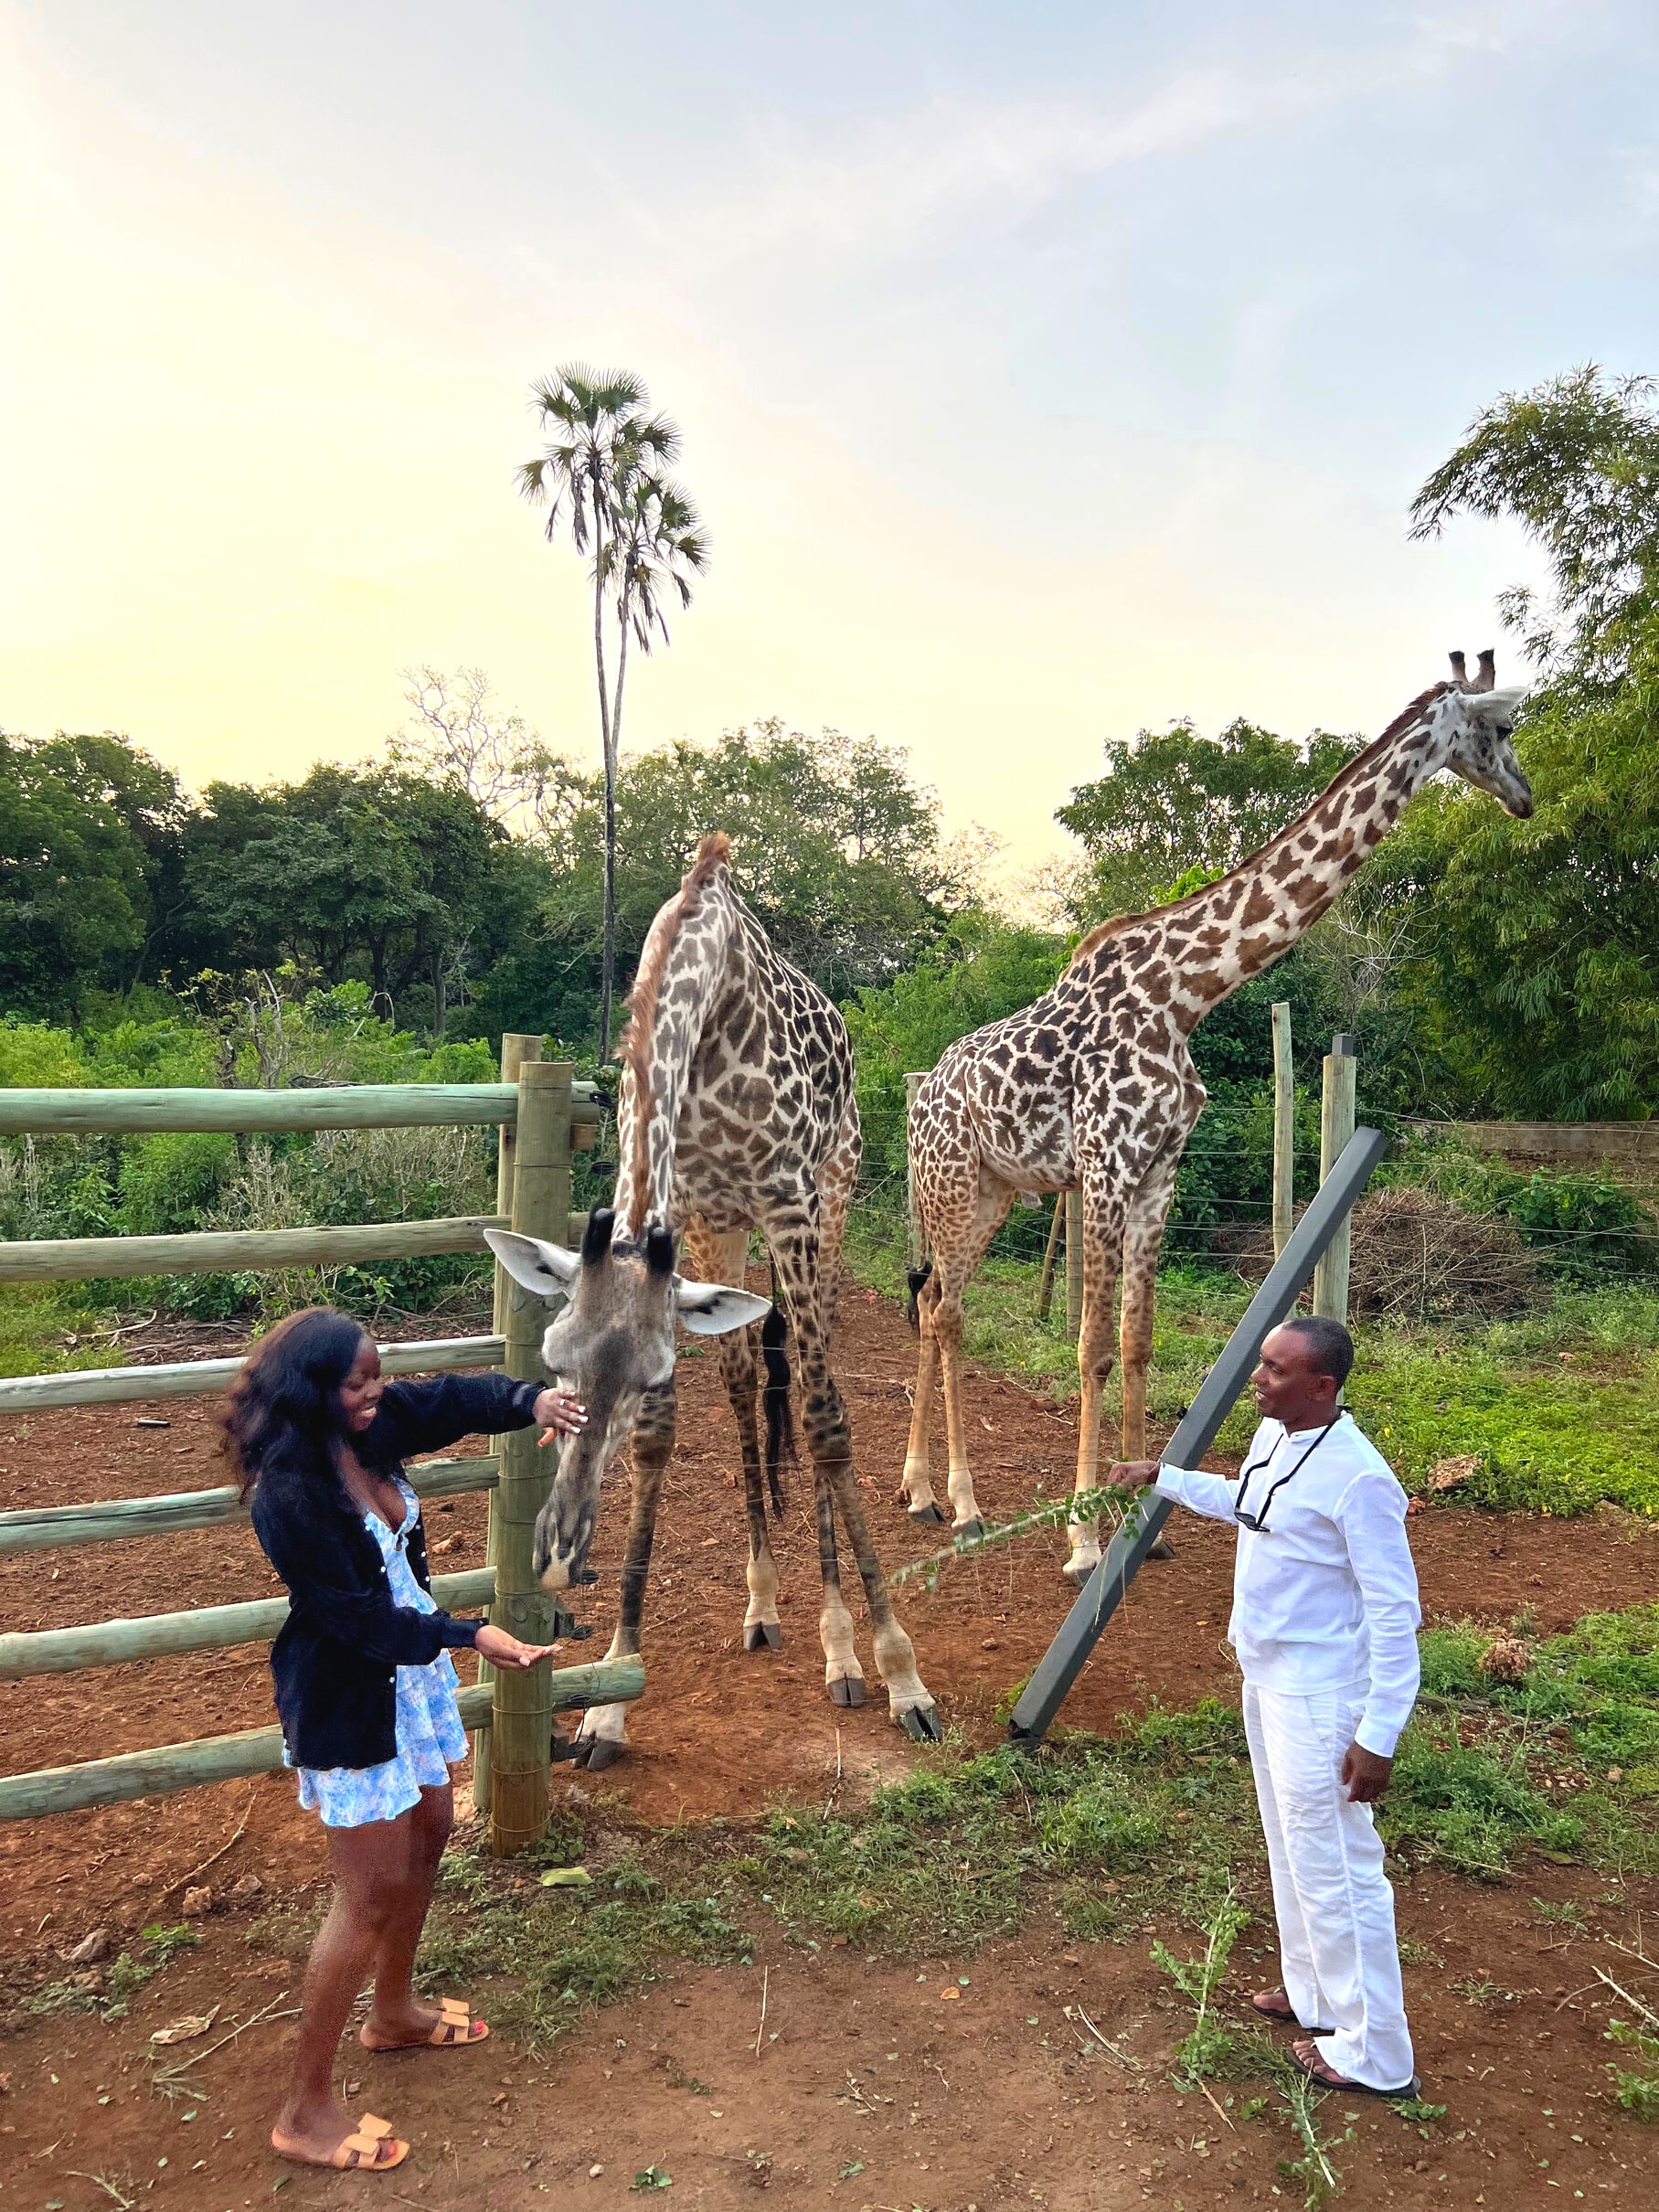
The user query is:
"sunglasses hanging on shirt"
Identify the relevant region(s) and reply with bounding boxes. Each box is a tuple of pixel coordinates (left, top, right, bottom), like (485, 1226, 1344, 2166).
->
(1232, 1413, 1346, 1533)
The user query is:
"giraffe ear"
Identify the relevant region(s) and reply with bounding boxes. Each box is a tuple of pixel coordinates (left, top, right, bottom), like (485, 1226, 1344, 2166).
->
(673, 1277, 772, 1336)
(484, 1228, 580, 1298)
(1467, 684, 1528, 723)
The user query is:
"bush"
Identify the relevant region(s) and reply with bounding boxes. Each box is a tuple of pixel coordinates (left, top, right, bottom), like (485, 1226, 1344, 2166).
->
(1509, 1168, 1654, 1279)
(117, 1132, 238, 1235)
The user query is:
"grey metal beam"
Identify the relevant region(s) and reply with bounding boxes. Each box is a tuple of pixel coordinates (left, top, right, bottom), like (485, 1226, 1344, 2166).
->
(1007, 1124, 1388, 1748)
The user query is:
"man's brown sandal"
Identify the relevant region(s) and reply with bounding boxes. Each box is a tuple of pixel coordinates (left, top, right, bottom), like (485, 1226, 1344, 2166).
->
(271, 2111, 409, 2171)
(360, 1997, 489, 2051)
(1250, 1986, 1332, 2032)
(1291, 2040, 1419, 2100)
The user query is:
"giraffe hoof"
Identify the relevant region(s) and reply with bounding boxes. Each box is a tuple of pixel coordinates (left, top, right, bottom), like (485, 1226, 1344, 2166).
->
(899, 1704, 943, 1744)
(576, 1738, 623, 1771)
(1148, 1537, 1176, 1562)
(829, 1675, 866, 1709)
(1062, 1558, 1099, 1590)
(952, 1519, 986, 1545)
(744, 1622, 783, 1653)
(907, 1502, 947, 1526)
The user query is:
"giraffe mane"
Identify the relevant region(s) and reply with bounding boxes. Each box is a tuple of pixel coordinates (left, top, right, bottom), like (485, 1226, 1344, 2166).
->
(617, 832, 733, 1233)
(1064, 683, 1451, 972)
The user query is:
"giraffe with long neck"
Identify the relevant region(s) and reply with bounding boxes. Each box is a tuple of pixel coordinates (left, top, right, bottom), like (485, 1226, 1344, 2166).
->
(489, 834, 940, 1763)
(903, 655, 1533, 1580)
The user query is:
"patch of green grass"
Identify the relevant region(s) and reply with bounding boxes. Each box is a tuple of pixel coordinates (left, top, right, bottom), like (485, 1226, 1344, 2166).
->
(16, 1922, 200, 2023)
(417, 1844, 747, 2048)
(1386, 1606, 1659, 1877)
(0, 1282, 118, 1380)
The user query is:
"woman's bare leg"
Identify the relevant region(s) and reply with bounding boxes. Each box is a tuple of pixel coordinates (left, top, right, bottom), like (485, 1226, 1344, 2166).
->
(362, 1782, 472, 2047)
(272, 1813, 420, 2163)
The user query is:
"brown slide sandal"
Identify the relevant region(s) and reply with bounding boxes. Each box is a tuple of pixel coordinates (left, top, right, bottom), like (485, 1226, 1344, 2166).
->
(362, 1996, 489, 2051)
(271, 2112, 409, 2172)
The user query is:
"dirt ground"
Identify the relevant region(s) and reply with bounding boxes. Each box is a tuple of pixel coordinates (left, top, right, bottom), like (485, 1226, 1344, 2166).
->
(4, 1283, 1659, 2207)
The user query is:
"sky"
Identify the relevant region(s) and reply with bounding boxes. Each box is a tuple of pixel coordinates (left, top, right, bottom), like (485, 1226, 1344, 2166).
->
(3, 1, 1657, 880)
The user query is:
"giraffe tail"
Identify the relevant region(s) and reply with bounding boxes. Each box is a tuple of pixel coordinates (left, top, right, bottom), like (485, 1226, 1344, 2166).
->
(760, 1300, 795, 1518)
(905, 1260, 933, 1334)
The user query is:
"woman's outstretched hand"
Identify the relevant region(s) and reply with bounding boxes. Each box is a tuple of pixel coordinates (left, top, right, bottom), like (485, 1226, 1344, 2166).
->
(532, 1387, 588, 1443)
(475, 1625, 556, 1670)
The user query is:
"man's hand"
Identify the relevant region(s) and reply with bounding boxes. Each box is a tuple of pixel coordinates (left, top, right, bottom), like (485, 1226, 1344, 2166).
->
(533, 1387, 588, 1442)
(1341, 1742, 1393, 1804)
(1105, 1459, 1162, 1494)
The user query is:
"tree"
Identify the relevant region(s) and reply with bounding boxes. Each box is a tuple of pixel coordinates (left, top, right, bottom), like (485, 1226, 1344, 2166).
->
(176, 764, 507, 1034)
(0, 729, 183, 1018)
(537, 721, 966, 1013)
(387, 665, 559, 831)
(519, 367, 707, 1056)
(1055, 718, 1360, 921)
(1390, 366, 1659, 1117)
(1410, 366, 1659, 682)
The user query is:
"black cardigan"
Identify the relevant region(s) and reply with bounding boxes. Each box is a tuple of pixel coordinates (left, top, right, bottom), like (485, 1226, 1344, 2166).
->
(250, 1373, 541, 1771)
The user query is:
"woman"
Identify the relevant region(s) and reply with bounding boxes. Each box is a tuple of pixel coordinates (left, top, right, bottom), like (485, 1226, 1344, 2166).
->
(225, 1307, 587, 2175)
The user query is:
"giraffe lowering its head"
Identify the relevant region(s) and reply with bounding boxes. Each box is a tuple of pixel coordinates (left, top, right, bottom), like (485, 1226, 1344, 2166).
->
(902, 655, 1532, 1582)
(490, 833, 939, 1764)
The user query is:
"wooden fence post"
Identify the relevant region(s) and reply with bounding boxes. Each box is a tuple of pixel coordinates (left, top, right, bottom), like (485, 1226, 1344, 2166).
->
(904, 1073, 926, 1270)
(1036, 1196, 1063, 1321)
(1312, 1033, 1357, 1324)
(1271, 1003, 1294, 1260)
(489, 1058, 571, 1856)
(473, 1033, 542, 1821)
(1065, 1190, 1085, 1339)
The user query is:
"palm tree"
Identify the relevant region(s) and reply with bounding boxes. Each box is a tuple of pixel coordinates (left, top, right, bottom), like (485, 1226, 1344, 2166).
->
(519, 367, 706, 1056)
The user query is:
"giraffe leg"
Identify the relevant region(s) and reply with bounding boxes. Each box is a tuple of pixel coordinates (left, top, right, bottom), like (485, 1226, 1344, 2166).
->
(772, 1222, 938, 1736)
(1064, 1176, 1126, 1587)
(573, 1384, 673, 1767)
(694, 1228, 784, 1653)
(928, 1176, 1016, 1537)
(899, 1273, 944, 1521)
(814, 1460, 866, 1707)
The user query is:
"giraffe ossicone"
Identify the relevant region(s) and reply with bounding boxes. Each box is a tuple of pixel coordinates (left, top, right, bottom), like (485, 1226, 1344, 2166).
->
(904, 657, 1533, 1584)
(495, 833, 940, 1765)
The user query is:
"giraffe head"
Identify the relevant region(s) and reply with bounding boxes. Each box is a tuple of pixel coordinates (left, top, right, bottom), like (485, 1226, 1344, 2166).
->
(485, 1210, 768, 1590)
(1430, 650, 1533, 818)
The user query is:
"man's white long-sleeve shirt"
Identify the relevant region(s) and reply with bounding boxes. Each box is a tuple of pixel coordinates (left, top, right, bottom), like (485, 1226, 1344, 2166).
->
(1154, 1412, 1421, 1758)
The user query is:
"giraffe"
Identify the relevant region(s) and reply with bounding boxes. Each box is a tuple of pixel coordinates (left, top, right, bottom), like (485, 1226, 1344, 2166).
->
(901, 654, 1533, 1581)
(487, 833, 940, 1765)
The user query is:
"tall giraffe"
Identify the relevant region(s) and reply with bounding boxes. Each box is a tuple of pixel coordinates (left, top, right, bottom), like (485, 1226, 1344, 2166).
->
(488, 834, 940, 1764)
(902, 655, 1532, 1581)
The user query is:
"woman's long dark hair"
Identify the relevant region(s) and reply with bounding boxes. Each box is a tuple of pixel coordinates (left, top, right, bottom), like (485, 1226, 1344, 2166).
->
(222, 1307, 370, 1503)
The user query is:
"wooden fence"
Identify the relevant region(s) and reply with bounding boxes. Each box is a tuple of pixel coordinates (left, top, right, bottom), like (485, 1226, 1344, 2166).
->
(1401, 1119, 1659, 1170)
(0, 1040, 641, 1853)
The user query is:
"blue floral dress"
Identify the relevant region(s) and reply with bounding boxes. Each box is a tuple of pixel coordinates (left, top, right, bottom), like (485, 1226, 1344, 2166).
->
(290, 1479, 469, 1828)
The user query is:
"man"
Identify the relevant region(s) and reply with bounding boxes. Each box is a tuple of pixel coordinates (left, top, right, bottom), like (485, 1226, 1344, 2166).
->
(1107, 1315, 1420, 2097)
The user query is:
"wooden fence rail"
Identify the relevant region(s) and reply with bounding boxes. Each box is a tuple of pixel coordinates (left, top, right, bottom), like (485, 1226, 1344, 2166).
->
(0, 1660, 644, 1822)
(0, 1213, 590, 1284)
(0, 1568, 500, 1679)
(0, 1333, 508, 1416)
(0, 1081, 600, 1136)
(0, 1053, 628, 1848)
(0, 1452, 499, 1557)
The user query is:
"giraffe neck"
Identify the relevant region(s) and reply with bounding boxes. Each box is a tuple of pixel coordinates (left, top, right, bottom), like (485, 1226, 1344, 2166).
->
(1092, 686, 1456, 1031)
(613, 864, 739, 1237)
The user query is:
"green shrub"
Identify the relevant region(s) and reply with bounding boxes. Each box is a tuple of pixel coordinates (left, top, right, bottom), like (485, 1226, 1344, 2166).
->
(1509, 1169, 1653, 1279)
(117, 1132, 238, 1235)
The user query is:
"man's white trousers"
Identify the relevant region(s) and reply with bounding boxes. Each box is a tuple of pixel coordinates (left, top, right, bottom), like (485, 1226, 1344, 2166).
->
(1243, 1679, 1416, 2092)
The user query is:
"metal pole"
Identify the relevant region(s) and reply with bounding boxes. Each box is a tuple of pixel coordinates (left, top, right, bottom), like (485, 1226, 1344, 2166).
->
(473, 1033, 542, 1819)
(1312, 1033, 1357, 1324)
(1007, 1124, 1388, 1747)
(1065, 1191, 1085, 1339)
(904, 1072, 927, 1270)
(1271, 1003, 1294, 1260)
(489, 1058, 571, 1856)
(1036, 1196, 1064, 1322)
